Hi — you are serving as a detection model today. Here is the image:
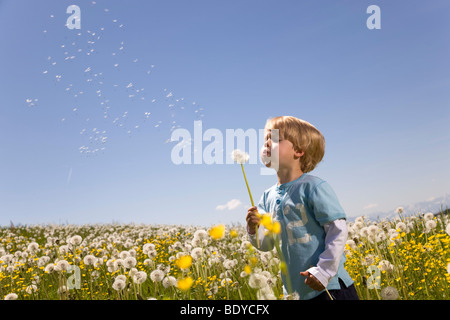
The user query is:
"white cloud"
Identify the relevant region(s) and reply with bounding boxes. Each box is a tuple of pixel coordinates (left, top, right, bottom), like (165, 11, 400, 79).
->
(216, 199, 242, 211)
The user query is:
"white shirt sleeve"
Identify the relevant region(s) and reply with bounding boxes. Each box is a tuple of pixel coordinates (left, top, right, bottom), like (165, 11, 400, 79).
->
(306, 219, 348, 288)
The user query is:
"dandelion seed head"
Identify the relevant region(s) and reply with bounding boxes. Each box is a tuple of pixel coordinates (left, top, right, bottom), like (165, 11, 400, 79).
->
(4, 293, 18, 300)
(112, 279, 126, 291)
(231, 149, 249, 164)
(381, 286, 399, 300)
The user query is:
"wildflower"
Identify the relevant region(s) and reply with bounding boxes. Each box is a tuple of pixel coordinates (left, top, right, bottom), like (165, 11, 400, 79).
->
(57, 286, 68, 295)
(378, 260, 394, 272)
(223, 259, 237, 270)
(44, 263, 55, 273)
(123, 256, 137, 269)
(447, 263, 450, 276)
(249, 273, 269, 289)
(115, 275, 127, 283)
(25, 285, 37, 294)
(244, 265, 252, 275)
(446, 223, 450, 236)
(27, 242, 39, 252)
(423, 212, 434, 221)
(395, 207, 404, 214)
(231, 149, 250, 164)
(359, 227, 369, 238)
(368, 225, 379, 236)
(150, 269, 164, 282)
(191, 247, 203, 260)
(176, 255, 192, 269)
(70, 235, 82, 245)
(112, 279, 126, 291)
(133, 271, 148, 284)
(119, 251, 130, 260)
(56, 260, 70, 271)
(162, 276, 177, 288)
(4, 293, 18, 300)
(193, 229, 208, 240)
(395, 222, 407, 233)
(381, 286, 399, 300)
(257, 286, 277, 300)
(229, 229, 238, 238)
(143, 243, 156, 253)
(425, 220, 437, 231)
(177, 276, 194, 291)
(209, 224, 225, 240)
(83, 255, 97, 266)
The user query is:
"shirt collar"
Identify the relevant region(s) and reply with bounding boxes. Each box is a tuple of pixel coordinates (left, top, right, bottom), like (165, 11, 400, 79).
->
(276, 173, 307, 190)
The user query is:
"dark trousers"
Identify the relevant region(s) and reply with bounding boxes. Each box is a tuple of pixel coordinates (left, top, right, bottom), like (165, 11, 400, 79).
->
(310, 278, 359, 300)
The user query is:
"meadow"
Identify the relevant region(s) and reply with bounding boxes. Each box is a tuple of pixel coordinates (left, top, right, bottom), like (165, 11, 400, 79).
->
(1, 210, 449, 300)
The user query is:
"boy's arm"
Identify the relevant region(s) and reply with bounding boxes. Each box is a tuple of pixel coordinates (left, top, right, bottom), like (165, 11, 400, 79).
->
(306, 218, 347, 288)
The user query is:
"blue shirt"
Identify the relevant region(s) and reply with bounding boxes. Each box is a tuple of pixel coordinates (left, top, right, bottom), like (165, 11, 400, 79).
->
(252, 173, 354, 300)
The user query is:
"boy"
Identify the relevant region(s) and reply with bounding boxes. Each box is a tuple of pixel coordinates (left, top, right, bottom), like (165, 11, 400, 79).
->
(246, 116, 358, 300)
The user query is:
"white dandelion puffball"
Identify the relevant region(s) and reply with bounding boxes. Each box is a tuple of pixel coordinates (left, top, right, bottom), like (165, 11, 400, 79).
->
(425, 219, 437, 230)
(133, 271, 148, 284)
(381, 286, 399, 300)
(57, 286, 68, 295)
(395, 207, 404, 214)
(124, 256, 137, 269)
(4, 293, 18, 300)
(112, 279, 126, 291)
(162, 276, 177, 288)
(150, 269, 164, 282)
(70, 235, 83, 245)
(248, 273, 268, 289)
(115, 275, 127, 283)
(25, 285, 37, 294)
(423, 212, 435, 221)
(27, 242, 39, 252)
(447, 263, 450, 275)
(231, 149, 249, 164)
(446, 223, 450, 236)
(193, 229, 208, 240)
(190, 247, 203, 260)
(83, 255, 97, 266)
(56, 260, 70, 271)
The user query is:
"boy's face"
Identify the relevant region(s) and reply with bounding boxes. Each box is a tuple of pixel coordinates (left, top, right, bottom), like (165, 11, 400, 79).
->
(261, 129, 304, 171)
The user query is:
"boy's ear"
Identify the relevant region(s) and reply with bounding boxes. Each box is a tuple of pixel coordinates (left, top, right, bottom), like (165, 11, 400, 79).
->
(293, 146, 304, 158)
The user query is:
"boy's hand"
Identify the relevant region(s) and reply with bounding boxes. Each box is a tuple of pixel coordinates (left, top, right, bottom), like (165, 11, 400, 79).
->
(300, 271, 325, 291)
(246, 206, 261, 234)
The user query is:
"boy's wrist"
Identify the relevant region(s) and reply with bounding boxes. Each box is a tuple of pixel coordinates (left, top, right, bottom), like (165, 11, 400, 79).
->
(306, 266, 330, 289)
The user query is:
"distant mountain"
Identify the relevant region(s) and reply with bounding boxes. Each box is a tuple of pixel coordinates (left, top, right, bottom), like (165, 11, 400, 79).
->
(348, 193, 449, 222)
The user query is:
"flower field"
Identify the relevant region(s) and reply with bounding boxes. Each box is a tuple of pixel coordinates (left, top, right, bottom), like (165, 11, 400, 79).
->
(1, 210, 449, 300)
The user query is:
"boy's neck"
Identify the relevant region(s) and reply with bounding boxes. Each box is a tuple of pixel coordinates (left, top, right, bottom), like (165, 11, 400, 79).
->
(277, 167, 304, 186)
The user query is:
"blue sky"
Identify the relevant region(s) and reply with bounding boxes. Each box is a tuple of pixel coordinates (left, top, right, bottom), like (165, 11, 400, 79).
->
(0, 0, 449, 227)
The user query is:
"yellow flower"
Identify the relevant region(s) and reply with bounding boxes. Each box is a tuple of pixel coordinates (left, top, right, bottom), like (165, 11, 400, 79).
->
(176, 255, 192, 269)
(177, 277, 194, 291)
(209, 224, 225, 240)
(272, 221, 281, 234)
(229, 229, 238, 238)
(244, 265, 252, 275)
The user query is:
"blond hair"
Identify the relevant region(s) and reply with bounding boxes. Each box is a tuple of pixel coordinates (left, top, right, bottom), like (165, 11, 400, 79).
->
(265, 116, 325, 173)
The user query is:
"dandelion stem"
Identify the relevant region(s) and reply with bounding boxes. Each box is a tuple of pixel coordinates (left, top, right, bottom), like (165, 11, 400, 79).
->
(240, 163, 254, 207)
(240, 163, 259, 248)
